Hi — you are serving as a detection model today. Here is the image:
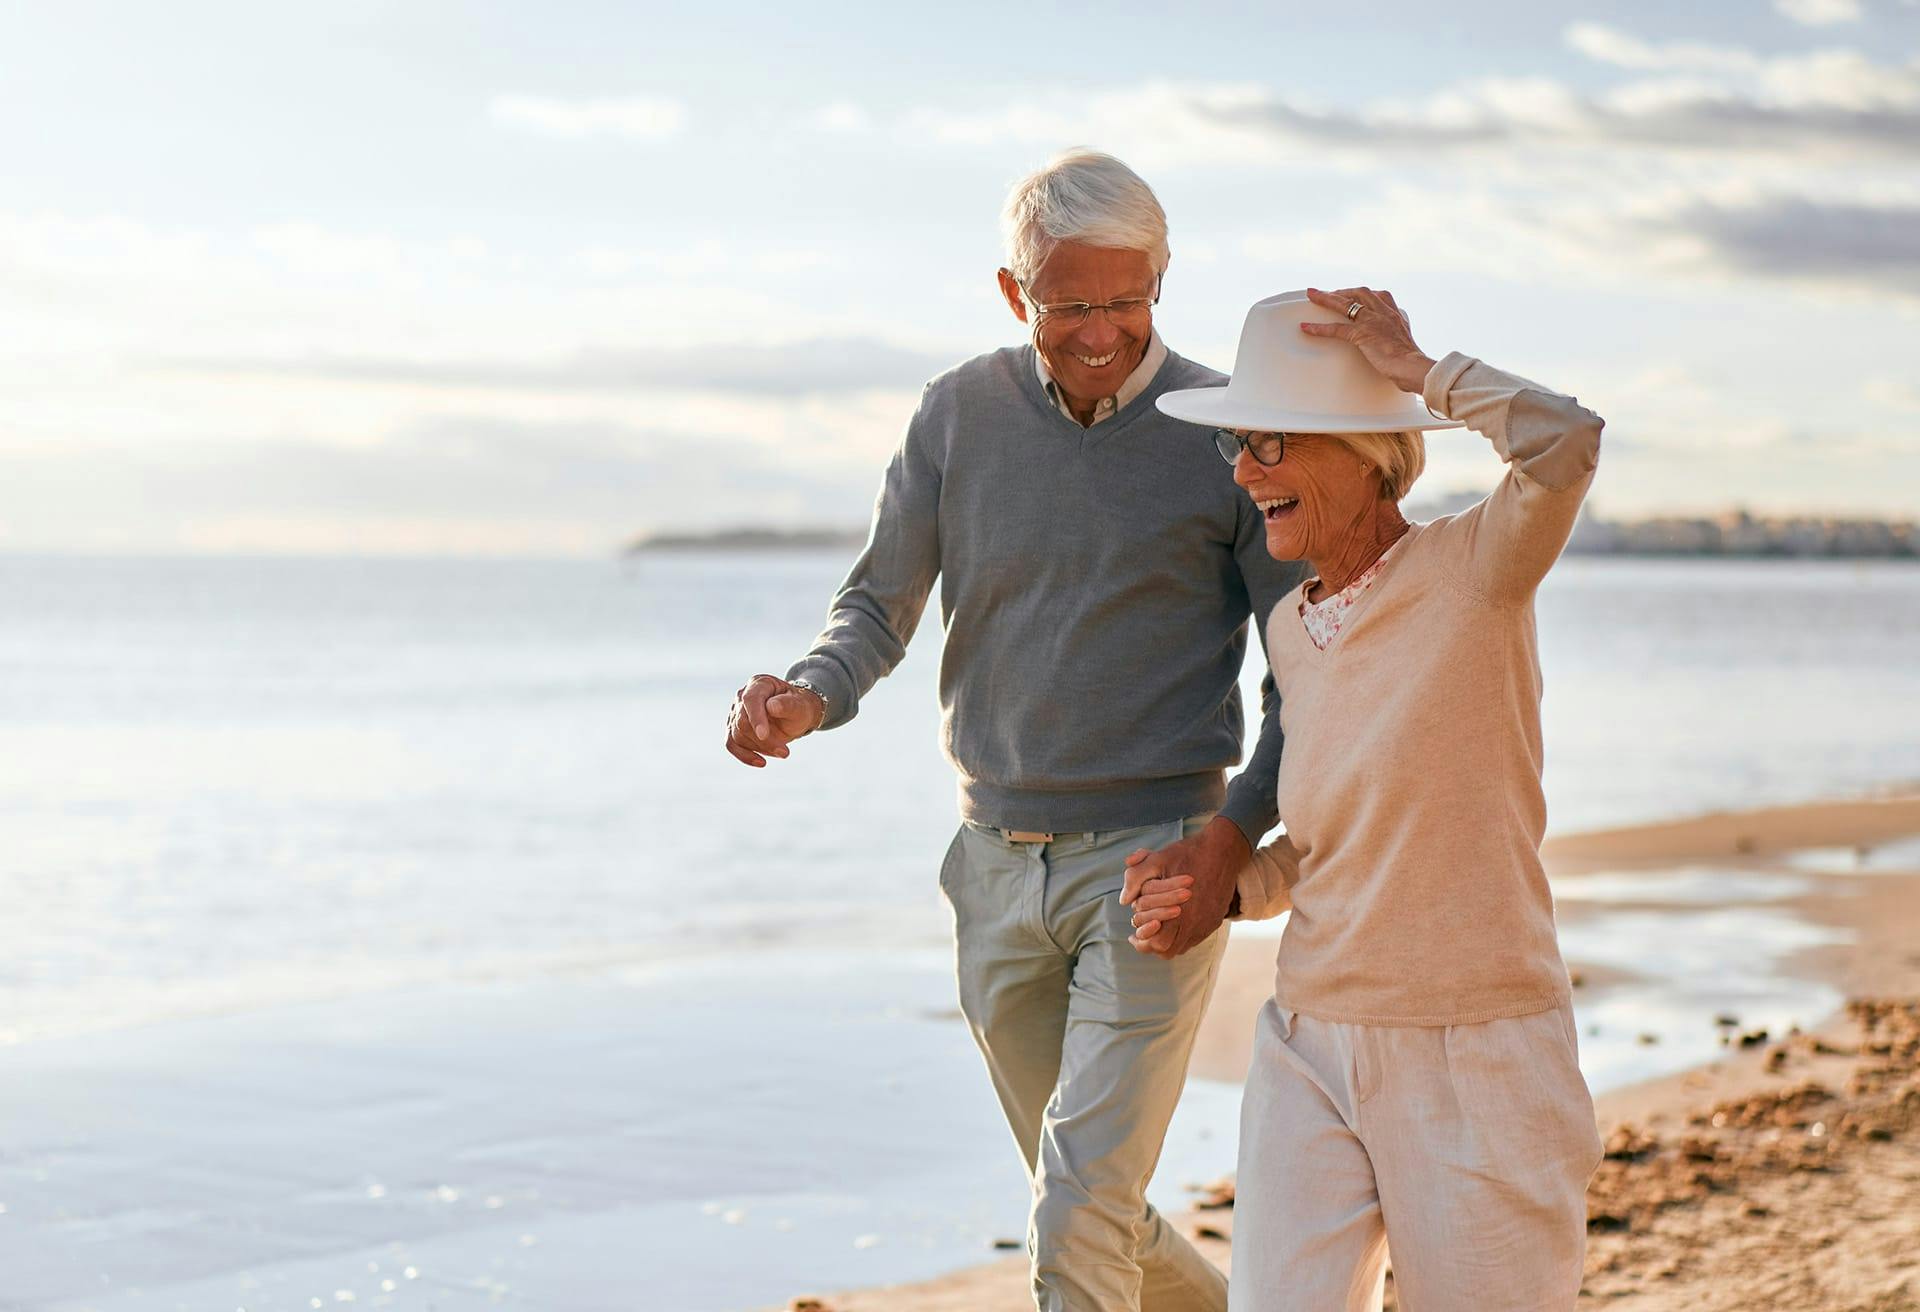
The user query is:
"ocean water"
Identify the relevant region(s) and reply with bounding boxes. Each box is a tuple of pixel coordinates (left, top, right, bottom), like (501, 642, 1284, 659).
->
(2, 552, 1917, 1310)
(4, 551, 1916, 1042)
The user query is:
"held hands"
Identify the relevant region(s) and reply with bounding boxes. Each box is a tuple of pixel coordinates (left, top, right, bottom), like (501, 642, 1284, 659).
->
(1119, 816, 1251, 958)
(1300, 286, 1436, 395)
(724, 674, 826, 767)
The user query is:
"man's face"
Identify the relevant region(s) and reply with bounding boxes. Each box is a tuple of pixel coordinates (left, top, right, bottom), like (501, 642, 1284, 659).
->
(997, 241, 1158, 408)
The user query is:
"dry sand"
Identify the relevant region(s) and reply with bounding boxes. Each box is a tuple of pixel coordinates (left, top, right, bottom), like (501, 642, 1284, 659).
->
(774, 794, 1920, 1312)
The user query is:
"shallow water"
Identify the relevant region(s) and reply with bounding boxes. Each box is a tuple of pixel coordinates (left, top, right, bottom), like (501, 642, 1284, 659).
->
(1558, 901, 1850, 1090)
(1552, 867, 1818, 905)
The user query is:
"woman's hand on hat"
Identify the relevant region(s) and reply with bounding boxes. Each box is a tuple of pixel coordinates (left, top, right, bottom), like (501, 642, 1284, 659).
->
(1301, 286, 1437, 395)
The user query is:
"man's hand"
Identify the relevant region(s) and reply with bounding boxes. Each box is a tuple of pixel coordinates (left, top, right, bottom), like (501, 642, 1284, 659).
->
(1119, 816, 1251, 958)
(724, 674, 825, 767)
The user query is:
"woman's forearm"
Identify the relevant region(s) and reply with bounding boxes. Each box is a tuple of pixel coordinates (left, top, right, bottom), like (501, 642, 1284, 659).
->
(1422, 354, 1603, 490)
(1235, 833, 1301, 921)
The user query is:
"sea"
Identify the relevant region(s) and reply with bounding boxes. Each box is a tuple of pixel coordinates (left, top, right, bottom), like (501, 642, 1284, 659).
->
(2, 552, 1917, 1311)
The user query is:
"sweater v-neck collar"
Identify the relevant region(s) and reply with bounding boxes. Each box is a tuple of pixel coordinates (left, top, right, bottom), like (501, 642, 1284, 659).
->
(1019, 342, 1183, 446)
(1276, 521, 1429, 662)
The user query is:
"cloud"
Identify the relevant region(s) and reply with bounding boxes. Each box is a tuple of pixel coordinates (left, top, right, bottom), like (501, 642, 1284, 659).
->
(903, 82, 1284, 166)
(1109, 29, 1920, 301)
(1563, 23, 1761, 74)
(1650, 195, 1920, 290)
(904, 41, 1920, 164)
(577, 240, 731, 278)
(489, 94, 686, 140)
(0, 210, 864, 373)
(248, 223, 490, 278)
(1775, 0, 1862, 24)
(1230, 170, 1920, 303)
(812, 102, 873, 133)
(1598, 366, 1799, 452)
(575, 239, 839, 278)
(156, 337, 956, 398)
(1210, 54, 1920, 157)
(1867, 377, 1920, 412)
(899, 48, 1920, 312)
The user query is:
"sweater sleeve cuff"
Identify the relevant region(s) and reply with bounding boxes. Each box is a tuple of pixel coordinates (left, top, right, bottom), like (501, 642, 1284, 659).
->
(782, 658, 856, 731)
(1231, 835, 1298, 922)
(1217, 789, 1276, 851)
(1421, 351, 1478, 419)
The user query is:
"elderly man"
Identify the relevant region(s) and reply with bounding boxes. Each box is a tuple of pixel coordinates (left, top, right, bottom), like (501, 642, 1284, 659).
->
(724, 149, 1303, 1312)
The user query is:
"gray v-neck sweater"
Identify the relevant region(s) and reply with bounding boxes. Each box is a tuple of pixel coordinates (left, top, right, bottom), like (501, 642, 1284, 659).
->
(788, 343, 1306, 837)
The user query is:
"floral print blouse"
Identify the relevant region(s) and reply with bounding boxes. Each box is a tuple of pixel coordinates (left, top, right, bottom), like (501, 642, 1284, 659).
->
(1299, 536, 1407, 650)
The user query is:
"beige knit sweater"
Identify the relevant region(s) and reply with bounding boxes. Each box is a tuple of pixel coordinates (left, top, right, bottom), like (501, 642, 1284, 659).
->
(1234, 352, 1604, 1026)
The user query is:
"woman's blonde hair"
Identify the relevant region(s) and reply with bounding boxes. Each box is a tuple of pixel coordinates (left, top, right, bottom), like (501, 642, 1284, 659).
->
(1332, 430, 1427, 502)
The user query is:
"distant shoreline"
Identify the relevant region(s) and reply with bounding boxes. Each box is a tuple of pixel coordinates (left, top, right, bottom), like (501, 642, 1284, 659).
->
(626, 527, 868, 554)
(626, 515, 1920, 560)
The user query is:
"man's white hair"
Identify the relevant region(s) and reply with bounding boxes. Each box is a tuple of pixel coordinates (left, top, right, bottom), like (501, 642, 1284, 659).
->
(1000, 148, 1170, 286)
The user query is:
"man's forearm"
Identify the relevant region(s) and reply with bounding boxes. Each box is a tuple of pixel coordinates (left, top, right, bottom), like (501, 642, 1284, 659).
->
(1202, 815, 1251, 917)
(785, 412, 943, 729)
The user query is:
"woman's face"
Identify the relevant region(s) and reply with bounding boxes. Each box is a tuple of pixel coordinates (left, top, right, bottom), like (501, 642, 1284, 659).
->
(1230, 432, 1381, 562)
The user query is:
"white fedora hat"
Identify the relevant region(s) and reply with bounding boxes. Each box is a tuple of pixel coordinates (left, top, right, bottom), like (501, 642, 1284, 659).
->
(1159, 289, 1464, 434)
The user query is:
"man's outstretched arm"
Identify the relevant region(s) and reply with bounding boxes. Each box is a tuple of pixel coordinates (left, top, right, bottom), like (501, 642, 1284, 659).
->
(724, 384, 944, 766)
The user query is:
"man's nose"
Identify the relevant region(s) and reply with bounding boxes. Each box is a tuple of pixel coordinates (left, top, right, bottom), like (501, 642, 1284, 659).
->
(1073, 311, 1124, 353)
(1233, 447, 1263, 487)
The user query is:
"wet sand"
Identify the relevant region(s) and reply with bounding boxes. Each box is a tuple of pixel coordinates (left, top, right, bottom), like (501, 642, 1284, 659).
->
(779, 793, 1920, 1312)
(1541, 792, 1920, 874)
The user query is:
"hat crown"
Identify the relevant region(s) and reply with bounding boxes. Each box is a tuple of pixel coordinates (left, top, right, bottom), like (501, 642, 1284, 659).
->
(1226, 290, 1409, 426)
(1154, 289, 1462, 433)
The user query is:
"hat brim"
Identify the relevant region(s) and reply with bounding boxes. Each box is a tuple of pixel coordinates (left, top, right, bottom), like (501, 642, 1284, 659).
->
(1157, 385, 1465, 434)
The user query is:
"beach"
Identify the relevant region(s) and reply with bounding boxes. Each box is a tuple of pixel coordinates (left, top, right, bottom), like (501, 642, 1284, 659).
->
(5, 554, 1920, 1311)
(774, 793, 1920, 1312)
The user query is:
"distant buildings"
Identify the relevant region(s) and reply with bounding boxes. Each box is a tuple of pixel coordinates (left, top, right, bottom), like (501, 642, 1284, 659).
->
(1399, 491, 1918, 559)
(1566, 508, 1918, 559)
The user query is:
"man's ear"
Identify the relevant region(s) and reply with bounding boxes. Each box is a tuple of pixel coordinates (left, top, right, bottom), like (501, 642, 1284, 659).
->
(997, 268, 1029, 325)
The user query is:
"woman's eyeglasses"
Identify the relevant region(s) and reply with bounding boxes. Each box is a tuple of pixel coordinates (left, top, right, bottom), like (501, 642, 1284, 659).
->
(1214, 429, 1287, 466)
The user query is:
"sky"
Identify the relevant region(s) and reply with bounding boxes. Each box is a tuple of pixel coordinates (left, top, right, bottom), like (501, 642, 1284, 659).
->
(2, 0, 1917, 556)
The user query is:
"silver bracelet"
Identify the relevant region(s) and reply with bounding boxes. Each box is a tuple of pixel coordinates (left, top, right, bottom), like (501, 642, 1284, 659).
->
(787, 677, 830, 720)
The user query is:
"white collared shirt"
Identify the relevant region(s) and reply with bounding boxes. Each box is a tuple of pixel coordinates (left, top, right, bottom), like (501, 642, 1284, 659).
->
(1034, 329, 1168, 427)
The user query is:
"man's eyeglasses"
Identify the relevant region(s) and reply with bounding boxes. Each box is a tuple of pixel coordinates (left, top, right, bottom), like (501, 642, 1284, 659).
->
(1214, 429, 1287, 466)
(1014, 275, 1161, 332)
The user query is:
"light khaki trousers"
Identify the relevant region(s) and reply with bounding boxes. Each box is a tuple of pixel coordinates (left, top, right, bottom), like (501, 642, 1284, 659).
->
(1231, 1000, 1603, 1312)
(942, 816, 1231, 1312)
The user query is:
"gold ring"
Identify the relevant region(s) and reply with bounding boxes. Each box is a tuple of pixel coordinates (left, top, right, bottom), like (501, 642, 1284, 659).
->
(1346, 301, 1363, 320)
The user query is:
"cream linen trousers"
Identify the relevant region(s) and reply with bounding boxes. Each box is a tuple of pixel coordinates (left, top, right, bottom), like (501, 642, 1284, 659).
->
(1231, 1000, 1604, 1312)
(942, 815, 1231, 1312)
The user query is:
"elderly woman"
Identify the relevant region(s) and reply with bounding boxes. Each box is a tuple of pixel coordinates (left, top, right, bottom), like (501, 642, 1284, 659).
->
(1125, 286, 1606, 1311)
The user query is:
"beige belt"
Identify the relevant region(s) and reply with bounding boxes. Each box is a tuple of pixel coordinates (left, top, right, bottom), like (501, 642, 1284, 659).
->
(1000, 829, 1056, 844)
